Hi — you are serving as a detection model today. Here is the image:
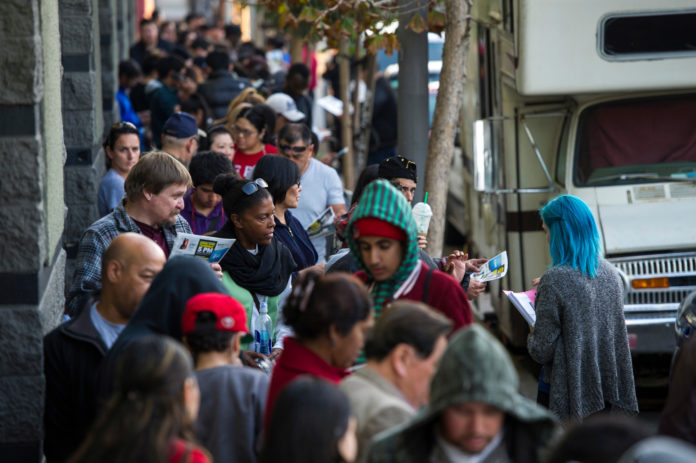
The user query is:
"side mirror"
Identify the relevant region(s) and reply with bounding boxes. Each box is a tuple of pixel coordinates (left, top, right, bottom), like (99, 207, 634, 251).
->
(473, 119, 498, 192)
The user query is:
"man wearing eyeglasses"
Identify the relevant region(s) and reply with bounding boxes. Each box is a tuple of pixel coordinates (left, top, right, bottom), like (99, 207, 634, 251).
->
(277, 123, 346, 263)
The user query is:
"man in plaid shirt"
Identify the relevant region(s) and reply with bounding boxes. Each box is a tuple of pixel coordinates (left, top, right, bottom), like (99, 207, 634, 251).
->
(66, 152, 193, 317)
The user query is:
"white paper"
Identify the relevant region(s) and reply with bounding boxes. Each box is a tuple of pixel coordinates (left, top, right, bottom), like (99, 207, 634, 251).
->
(306, 207, 336, 239)
(317, 95, 344, 117)
(169, 233, 235, 263)
(504, 289, 536, 326)
(471, 251, 508, 282)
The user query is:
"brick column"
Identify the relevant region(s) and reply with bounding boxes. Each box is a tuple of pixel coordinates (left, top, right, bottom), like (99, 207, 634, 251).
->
(100, 0, 119, 130)
(116, 0, 129, 60)
(60, 0, 105, 278)
(0, 0, 67, 461)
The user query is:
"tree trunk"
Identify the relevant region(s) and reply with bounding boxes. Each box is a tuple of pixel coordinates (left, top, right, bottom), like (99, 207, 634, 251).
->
(338, 37, 355, 189)
(354, 53, 377, 174)
(423, 0, 472, 257)
(351, 44, 362, 174)
(290, 36, 304, 64)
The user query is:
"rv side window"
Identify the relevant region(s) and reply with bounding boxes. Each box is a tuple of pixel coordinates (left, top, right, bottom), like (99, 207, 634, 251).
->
(573, 95, 696, 187)
(555, 116, 570, 188)
(600, 11, 696, 60)
(478, 28, 493, 119)
(502, 0, 514, 33)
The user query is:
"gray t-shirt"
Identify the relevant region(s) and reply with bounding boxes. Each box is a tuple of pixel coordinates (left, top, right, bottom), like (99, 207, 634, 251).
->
(97, 168, 125, 217)
(292, 158, 345, 263)
(89, 302, 126, 349)
(195, 365, 270, 463)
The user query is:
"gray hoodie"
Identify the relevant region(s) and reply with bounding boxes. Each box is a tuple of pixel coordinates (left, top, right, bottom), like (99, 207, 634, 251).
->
(367, 324, 559, 463)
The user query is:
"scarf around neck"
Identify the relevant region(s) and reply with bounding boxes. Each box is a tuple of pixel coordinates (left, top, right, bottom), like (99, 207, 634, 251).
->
(216, 222, 297, 296)
(346, 179, 419, 317)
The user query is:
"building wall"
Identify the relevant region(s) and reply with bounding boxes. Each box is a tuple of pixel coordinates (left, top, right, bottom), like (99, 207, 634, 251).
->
(0, 0, 66, 460)
(0, 1, 133, 461)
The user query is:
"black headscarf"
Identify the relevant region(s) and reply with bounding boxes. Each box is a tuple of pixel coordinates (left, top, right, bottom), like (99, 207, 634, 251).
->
(216, 221, 296, 296)
(98, 256, 228, 399)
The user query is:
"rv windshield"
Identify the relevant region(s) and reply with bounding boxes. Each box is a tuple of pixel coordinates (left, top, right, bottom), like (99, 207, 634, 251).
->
(574, 95, 696, 186)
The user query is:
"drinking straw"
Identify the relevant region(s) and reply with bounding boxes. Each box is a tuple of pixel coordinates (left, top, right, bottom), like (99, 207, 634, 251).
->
(424, 192, 428, 204)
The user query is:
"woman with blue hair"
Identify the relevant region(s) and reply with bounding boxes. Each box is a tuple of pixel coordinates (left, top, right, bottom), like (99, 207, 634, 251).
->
(527, 194, 638, 422)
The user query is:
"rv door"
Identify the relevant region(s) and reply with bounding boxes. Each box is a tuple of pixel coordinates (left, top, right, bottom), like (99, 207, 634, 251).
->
(473, 111, 569, 194)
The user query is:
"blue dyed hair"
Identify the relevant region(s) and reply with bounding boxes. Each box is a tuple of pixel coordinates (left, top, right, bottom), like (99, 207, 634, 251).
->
(540, 195, 601, 277)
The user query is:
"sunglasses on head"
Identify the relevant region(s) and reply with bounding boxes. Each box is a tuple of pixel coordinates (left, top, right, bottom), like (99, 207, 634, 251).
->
(279, 144, 308, 153)
(111, 121, 137, 130)
(242, 178, 268, 195)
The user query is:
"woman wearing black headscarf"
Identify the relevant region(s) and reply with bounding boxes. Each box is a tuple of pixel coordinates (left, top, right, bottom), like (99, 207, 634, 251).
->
(213, 173, 297, 366)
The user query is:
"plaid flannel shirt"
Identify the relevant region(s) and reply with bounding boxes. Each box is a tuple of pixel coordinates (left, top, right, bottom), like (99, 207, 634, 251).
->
(65, 202, 191, 316)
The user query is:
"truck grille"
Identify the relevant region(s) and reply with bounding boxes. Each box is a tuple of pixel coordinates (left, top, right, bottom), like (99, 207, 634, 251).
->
(612, 253, 696, 277)
(609, 252, 696, 308)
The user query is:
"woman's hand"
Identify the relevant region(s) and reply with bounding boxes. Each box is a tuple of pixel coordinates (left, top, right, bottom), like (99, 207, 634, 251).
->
(464, 256, 489, 273)
(268, 348, 283, 363)
(241, 350, 268, 370)
(445, 251, 467, 282)
(299, 262, 326, 277)
(531, 277, 541, 287)
(417, 235, 428, 249)
(467, 279, 487, 299)
(210, 262, 223, 280)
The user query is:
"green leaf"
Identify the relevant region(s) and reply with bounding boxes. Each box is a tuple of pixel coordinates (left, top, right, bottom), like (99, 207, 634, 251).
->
(298, 5, 318, 22)
(341, 17, 356, 35)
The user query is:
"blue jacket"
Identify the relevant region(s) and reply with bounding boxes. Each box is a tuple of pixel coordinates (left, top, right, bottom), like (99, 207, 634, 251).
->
(274, 210, 317, 271)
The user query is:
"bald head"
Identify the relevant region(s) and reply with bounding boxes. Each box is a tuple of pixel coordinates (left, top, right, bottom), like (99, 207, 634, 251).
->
(100, 233, 167, 322)
(102, 233, 165, 276)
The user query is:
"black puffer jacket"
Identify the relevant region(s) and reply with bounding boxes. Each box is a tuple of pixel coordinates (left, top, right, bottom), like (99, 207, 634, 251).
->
(199, 70, 251, 119)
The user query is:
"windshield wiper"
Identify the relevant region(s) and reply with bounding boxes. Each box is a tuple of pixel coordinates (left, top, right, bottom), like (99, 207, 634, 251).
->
(588, 173, 696, 185)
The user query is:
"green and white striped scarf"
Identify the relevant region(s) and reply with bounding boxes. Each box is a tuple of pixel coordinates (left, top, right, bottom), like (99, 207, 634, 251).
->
(346, 179, 419, 318)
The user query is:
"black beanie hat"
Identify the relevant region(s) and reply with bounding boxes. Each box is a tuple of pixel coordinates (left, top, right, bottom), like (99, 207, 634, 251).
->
(378, 155, 418, 183)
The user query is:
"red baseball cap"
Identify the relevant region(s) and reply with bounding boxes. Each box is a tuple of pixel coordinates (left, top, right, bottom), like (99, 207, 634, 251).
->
(182, 293, 249, 334)
(352, 217, 407, 242)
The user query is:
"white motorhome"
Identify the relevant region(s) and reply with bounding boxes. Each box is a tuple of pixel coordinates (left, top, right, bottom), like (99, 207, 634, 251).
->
(448, 0, 696, 356)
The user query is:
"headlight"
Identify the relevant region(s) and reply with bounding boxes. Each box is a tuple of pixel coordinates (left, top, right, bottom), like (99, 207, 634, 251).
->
(674, 291, 696, 345)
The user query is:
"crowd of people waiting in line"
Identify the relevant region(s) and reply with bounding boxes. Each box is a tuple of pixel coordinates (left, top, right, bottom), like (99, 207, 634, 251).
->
(43, 9, 696, 463)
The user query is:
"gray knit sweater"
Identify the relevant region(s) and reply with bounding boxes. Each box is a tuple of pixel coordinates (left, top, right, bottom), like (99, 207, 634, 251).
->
(527, 259, 638, 421)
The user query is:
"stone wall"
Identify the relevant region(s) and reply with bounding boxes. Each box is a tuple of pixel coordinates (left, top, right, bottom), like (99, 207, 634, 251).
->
(61, 0, 105, 256)
(100, 0, 119, 132)
(0, 0, 66, 460)
(0, 1, 133, 461)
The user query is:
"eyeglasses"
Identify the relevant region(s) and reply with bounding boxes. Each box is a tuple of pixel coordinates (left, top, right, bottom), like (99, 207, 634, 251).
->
(231, 126, 257, 138)
(279, 144, 308, 153)
(111, 121, 137, 130)
(242, 178, 268, 195)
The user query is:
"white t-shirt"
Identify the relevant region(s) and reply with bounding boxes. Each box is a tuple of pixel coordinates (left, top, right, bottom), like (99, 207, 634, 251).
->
(89, 302, 126, 349)
(292, 159, 345, 263)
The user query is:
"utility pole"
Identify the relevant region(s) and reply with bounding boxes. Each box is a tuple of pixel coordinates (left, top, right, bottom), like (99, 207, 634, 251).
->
(397, 0, 429, 203)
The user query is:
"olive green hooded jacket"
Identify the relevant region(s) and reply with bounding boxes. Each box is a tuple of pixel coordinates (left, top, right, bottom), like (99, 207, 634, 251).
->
(367, 325, 559, 463)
